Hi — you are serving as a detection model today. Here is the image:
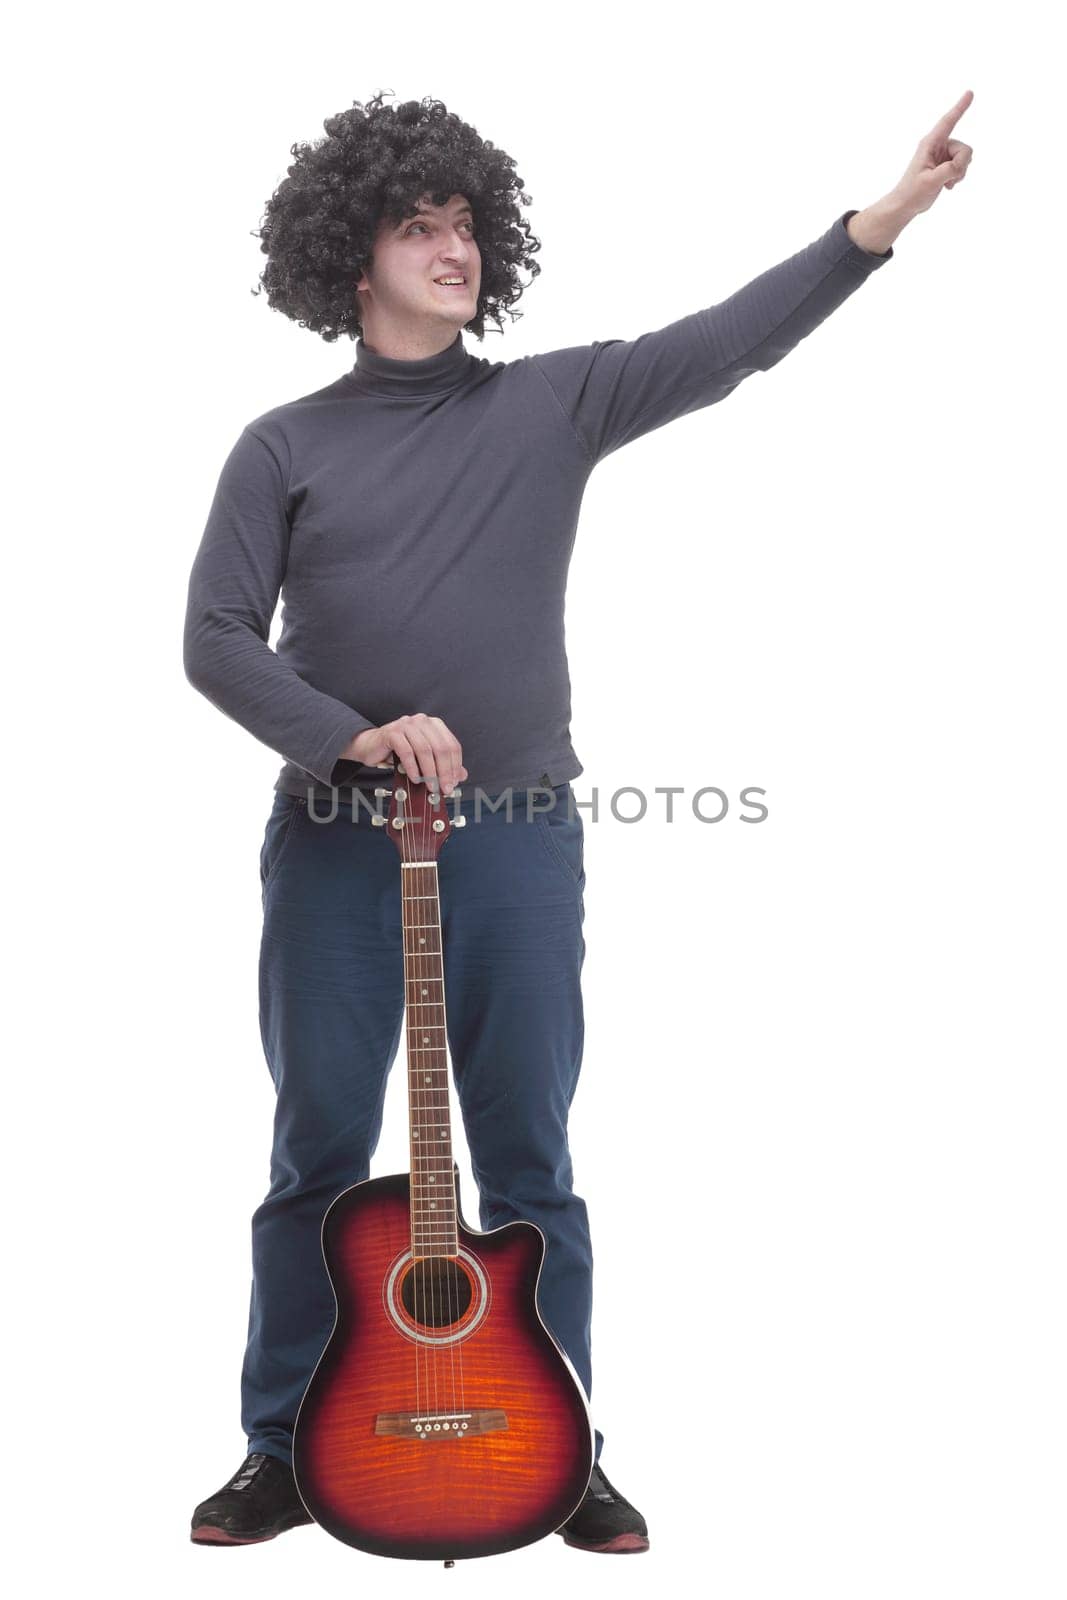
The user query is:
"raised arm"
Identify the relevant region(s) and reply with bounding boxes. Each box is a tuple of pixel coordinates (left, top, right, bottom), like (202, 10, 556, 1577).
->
(531, 209, 893, 467)
(532, 90, 975, 467)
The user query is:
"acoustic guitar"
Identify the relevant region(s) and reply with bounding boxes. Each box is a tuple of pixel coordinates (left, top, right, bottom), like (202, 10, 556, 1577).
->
(292, 758, 595, 1564)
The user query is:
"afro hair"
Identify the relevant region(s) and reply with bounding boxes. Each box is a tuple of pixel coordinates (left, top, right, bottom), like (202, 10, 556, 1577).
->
(250, 90, 542, 344)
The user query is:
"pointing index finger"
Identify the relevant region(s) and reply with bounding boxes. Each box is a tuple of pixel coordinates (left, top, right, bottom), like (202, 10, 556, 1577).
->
(929, 88, 974, 142)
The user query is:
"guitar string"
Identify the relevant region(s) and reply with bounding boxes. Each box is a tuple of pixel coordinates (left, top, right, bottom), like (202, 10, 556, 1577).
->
(407, 812, 436, 1428)
(407, 803, 434, 1429)
(414, 791, 461, 1428)
(436, 807, 467, 1433)
(431, 793, 466, 1433)
(402, 777, 463, 1433)
(395, 765, 423, 1434)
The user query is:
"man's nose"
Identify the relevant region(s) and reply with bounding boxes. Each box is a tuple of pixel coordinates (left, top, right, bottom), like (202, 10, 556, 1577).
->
(442, 234, 474, 263)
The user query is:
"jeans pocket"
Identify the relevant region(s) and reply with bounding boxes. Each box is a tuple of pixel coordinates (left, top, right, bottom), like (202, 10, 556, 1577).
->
(535, 788, 585, 888)
(259, 794, 305, 891)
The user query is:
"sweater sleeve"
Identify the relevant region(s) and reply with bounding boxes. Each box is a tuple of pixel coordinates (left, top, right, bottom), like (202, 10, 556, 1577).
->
(183, 425, 375, 786)
(531, 210, 894, 467)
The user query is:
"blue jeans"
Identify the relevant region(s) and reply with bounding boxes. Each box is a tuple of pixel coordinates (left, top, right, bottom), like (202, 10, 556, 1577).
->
(241, 781, 604, 1468)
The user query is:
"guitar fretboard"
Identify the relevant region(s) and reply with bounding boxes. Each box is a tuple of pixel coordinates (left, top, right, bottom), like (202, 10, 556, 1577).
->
(401, 862, 458, 1256)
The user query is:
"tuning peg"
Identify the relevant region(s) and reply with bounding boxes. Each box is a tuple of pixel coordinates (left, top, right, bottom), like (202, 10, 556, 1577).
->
(452, 815, 467, 828)
(371, 815, 386, 827)
(373, 787, 390, 797)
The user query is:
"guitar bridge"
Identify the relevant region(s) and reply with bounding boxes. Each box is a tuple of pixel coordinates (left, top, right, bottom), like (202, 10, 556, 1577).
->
(374, 1409, 508, 1439)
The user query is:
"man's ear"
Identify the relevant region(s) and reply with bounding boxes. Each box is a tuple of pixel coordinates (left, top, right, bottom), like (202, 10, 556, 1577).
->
(356, 240, 378, 294)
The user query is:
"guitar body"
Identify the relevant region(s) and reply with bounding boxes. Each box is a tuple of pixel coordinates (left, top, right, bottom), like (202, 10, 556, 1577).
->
(292, 1167, 595, 1562)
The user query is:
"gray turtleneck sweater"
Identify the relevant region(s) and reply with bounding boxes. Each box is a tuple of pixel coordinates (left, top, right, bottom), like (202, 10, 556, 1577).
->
(183, 210, 893, 800)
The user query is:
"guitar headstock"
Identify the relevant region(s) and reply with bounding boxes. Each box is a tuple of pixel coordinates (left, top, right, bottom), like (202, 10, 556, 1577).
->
(371, 754, 467, 862)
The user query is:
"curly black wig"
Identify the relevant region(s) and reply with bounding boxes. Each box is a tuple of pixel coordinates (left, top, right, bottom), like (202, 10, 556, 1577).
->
(250, 90, 542, 344)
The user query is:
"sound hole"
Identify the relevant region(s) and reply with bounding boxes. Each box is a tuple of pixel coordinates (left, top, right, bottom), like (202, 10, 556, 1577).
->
(400, 1257, 473, 1329)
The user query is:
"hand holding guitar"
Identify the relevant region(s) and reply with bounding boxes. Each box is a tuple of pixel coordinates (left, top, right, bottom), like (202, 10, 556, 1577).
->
(343, 713, 468, 795)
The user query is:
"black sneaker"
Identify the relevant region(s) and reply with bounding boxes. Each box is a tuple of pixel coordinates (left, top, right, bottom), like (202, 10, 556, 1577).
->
(556, 1462, 650, 1553)
(190, 1452, 314, 1545)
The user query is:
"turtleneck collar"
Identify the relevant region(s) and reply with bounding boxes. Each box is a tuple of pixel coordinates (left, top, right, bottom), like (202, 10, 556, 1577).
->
(346, 331, 475, 398)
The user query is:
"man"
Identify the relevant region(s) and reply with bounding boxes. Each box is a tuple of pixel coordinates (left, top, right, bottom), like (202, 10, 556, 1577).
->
(183, 89, 972, 1553)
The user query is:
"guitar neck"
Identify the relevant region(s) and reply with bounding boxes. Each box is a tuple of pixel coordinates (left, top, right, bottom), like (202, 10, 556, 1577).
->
(401, 860, 458, 1256)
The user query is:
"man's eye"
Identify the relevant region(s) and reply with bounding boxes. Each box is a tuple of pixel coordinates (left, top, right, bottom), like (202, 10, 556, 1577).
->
(405, 221, 475, 236)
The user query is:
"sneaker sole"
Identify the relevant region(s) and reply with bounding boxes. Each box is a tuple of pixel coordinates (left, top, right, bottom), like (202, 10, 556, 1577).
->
(559, 1530, 650, 1553)
(190, 1513, 313, 1545)
(192, 1516, 644, 1552)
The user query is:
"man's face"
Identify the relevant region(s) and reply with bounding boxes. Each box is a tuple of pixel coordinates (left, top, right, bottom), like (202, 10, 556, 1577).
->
(356, 192, 481, 334)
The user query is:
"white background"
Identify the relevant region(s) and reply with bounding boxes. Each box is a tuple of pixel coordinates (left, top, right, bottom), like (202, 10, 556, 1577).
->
(7, 4, 1063, 1597)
